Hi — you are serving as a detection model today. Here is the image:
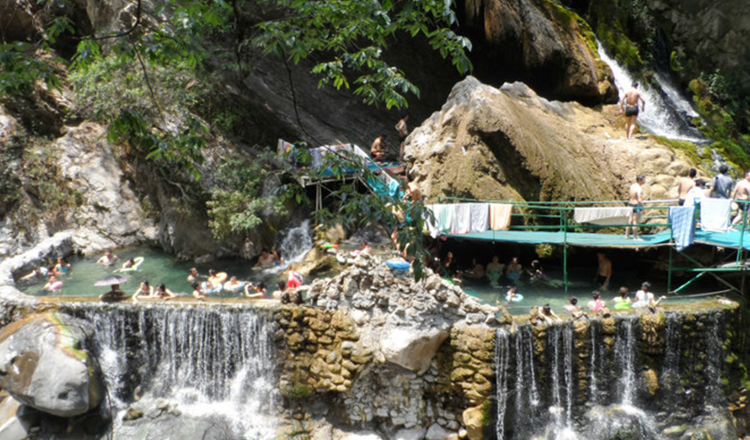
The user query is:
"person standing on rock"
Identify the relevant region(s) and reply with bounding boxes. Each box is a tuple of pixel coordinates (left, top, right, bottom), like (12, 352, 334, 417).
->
(626, 174, 646, 240)
(620, 82, 645, 140)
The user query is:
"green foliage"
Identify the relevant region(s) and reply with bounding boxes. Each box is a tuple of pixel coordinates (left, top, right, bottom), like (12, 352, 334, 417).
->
(688, 75, 750, 170)
(669, 50, 683, 74)
(206, 154, 285, 241)
(653, 136, 705, 168)
(254, 0, 472, 109)
(597, 27, 644, 71)
(0, 43, 62, 96)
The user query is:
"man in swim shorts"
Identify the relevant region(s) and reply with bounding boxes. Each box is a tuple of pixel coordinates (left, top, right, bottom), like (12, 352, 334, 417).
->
(621, 82, 645, 140)
(595, 252, 612, 290)
(731, 171, 750, 227)
(626, 175, 646, 240)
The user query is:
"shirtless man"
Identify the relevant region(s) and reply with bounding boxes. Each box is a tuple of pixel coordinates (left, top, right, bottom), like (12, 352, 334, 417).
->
(731, 171, 750, 227)
(595, 253, 612, 290)
(620, 82, 646, 140)
(403, 177, 422, 202)
(676, 168, 697, 205)
(395, 114, 409, 161)
(626, 175, 646, 239)
(370, 135, 387, 162)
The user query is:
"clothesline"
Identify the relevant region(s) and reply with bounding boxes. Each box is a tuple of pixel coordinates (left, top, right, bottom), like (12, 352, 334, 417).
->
(424, 203, 513, 237)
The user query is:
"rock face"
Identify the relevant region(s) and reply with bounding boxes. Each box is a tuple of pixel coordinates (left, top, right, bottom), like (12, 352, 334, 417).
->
(0, 313, 102, 417)
(406, 77, 699, 203)
(462, 0, 618, 104)
(54, 123, 158, 251)
(645, 0, 750, 90)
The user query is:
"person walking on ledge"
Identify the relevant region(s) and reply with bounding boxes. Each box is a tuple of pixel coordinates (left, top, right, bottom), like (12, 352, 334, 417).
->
(621, 82, 645, 140)
(626, 174, 646, 240)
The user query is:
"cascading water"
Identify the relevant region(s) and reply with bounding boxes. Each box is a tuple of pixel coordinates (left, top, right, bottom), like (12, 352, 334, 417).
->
(597, 42, 705, 143)
(494, 314, 730, 440)
(73, 303, 279, 439)
(495, 328, 510, 440)
(275, 219, 313, 268)
(613, 316, 638, 406)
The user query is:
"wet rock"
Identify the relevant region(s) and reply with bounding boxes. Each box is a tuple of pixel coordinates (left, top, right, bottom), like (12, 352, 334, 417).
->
(426, 422, 455, 440)
(0, 313, 102, 417)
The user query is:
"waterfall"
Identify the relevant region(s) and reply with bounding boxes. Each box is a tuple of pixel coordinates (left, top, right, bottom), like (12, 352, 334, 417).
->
(276, 219, 313, 267)
(661, 313, 683, 395)
(493, 314, 740, 440)
(73, 304, 279, 439)
(597, 42, 705, 143)
(495, 328, 510, 440)
(614, 316, 638, 406)
(704, 317, 725, 407)
(588, 321, 600, 404)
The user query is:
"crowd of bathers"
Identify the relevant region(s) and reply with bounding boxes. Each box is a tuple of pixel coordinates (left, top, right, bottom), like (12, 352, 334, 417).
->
(424, 248, 546, 288)
(536, 281, 667, 324)
(17, 248, 307, 304)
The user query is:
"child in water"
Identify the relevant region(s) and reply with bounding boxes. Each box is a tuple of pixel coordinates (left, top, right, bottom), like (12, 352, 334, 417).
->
(506, 286, 521, 302)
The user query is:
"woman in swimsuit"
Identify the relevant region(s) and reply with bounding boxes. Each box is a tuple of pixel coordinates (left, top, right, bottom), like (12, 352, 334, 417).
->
(485, 256, 504, 286)
(245, 282, 267, 299)
(132, 281, 154, 303)
(587, 291, 606, 313)
(53, 257, 71, 276)
(613, 287, 632, 310)
(506, 257, 523, 281)
(154, 283, 177, 300)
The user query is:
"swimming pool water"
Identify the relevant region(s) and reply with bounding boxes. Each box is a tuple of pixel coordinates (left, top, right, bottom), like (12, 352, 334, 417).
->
(16, 246, 723, 314)
(17, 246, 291, 299)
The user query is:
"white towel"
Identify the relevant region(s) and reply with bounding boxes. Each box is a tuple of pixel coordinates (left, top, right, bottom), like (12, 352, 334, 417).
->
(573, 207, 633, 225)
(489, 204, 513, 230)
(452, 203, 472, 234)
(470, 203, 489, 233)
(424, 204, 439, 238)
(437, 204, 454, 235)
(700, 198, 731, 232)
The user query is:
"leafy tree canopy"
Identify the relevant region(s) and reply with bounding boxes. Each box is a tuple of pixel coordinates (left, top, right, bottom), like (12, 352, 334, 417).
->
(2, 0, 471, 279)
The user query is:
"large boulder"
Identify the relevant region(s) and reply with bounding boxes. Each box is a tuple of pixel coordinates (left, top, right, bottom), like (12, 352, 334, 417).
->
(406, 77, 699, 203)
(380, 325, 450, 374)
(0, 313, 103, 417)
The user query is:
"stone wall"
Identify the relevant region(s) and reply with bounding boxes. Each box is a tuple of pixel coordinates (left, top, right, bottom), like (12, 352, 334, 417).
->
(273, 253, 508, 440)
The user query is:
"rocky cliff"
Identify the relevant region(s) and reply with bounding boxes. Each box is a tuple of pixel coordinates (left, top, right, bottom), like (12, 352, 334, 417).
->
(644, 0, 750, 91)
(405, 77, 701, 203)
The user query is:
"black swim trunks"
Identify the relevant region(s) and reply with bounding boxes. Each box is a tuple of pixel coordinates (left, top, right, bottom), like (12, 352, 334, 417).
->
(628, 202, 643, 213)
(595, 274, 608, 286)
(625, 105, 639, 117)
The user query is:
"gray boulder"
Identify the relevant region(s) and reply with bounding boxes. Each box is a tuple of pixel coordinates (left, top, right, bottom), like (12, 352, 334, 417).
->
(0, 313, 103, 417)
(380, 325, 450, 374)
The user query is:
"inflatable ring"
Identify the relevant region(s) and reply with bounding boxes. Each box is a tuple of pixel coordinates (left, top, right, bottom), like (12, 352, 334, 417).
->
(507, 294, 524, 302)
(224, 281, 246, 293)
(117, 256, 144, 272)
